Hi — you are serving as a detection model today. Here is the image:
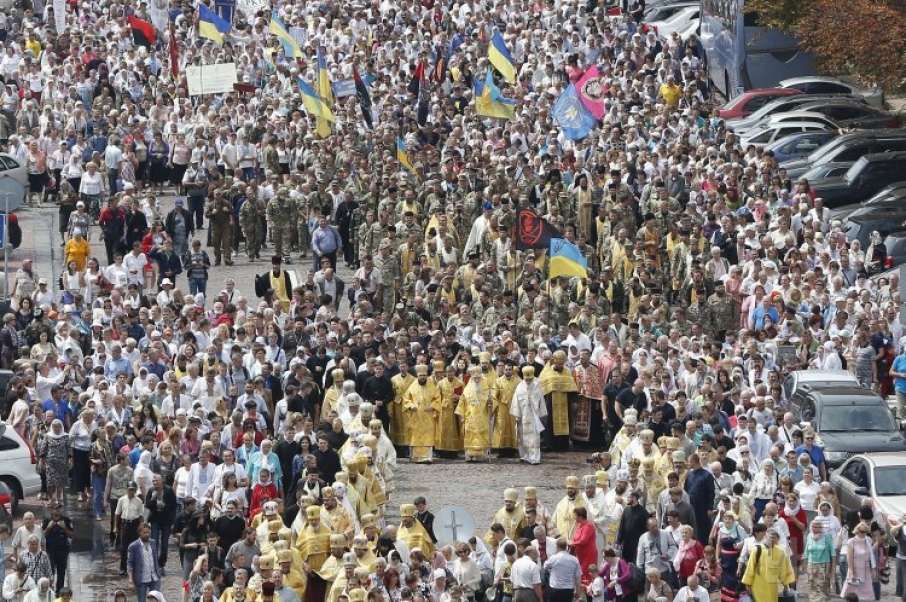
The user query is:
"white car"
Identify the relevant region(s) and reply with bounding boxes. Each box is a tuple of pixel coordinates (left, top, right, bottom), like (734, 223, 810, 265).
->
(779, 76, 885, 109)
(740, 121, 833, 149)
(0, 422, 41, 513)
(733, 110, 841, 136)
(648, 5, 699, 37)
(0, 153, 27, 190)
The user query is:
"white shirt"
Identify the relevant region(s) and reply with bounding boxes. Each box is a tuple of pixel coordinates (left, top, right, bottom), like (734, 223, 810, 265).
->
(123, 253, 148, 285)
(510, 555, 542, 589)
(675, 585, 709, 602)
(186, 461, 218, 501)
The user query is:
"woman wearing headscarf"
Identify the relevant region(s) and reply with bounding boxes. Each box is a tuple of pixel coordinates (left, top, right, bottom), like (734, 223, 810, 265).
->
(803, 518, 836, 602)
(38, 420, 69, 507)
(716, 511, 746, 602)
(21, 578, 53, 602)
(133, 450, 155, 498)
(840, 523, 876, 601)
(179, 510, 209, 581)
(750, 460, 779, 522)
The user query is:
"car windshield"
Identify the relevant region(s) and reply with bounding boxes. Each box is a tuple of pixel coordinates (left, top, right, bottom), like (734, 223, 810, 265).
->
(874, 466, 906, 496)
(844, 158, 870, 182)
(819, 404, 897, 432)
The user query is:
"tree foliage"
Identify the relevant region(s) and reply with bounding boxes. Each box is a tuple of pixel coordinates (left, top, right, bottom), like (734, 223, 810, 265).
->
(747, 0, 906, 92)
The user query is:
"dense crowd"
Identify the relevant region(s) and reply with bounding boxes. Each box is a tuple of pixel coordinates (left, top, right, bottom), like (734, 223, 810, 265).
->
(0, 0, 905, 600)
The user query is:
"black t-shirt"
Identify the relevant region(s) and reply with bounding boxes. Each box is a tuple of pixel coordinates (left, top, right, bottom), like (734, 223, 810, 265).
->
(616, 387, 648, 416)
(603, 381, 629, 426)
(42, 516, 73, 548)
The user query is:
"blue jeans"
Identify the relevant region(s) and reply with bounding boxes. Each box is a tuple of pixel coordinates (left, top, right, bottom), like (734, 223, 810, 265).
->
(150, 523, 171, 568)
(136, 580, 160, 602)
(91, 474, 106, 519)
(189, 277, 207, 296)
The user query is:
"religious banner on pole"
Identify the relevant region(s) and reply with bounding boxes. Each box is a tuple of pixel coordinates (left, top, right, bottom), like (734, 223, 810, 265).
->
(149, 0, 170, 35)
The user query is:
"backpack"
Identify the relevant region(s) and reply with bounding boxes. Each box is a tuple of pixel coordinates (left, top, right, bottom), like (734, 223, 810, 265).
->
(628, 563, 646, 594)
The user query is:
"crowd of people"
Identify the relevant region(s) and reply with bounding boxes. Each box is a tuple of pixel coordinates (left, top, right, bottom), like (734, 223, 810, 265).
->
(0, 0, 906, 600)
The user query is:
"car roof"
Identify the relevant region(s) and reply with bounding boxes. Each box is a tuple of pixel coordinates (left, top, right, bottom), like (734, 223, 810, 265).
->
(792, 370, 857, 383)
(810, 387, 885, 403)
(798, 100, 877, 110)
(852, 453, 906, 468)
(780, 76, 854, 86)
(848, 208, 906, 223)
(767, 110, 834, 120)
(747, 121, 832, 132)
(859, 151, 906, 162)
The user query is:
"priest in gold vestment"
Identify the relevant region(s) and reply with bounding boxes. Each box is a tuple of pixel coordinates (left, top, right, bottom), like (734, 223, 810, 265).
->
(435, 362, 464, 458)
(398, 503, 435, 556)
(492, 361, 520, 457)
(403, 365, 441, 464)
(552, 475, 586, 541)
(539, 350, 580, 452)
(456, 365, 495, 461)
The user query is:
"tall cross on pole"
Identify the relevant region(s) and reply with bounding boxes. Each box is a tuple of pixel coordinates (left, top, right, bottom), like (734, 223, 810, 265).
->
(445, 510, 464, 542)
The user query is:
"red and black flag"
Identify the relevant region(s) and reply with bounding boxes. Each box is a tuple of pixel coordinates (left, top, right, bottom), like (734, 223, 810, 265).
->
(127, 15, 156, 47)
(515, 208, 561, 251)
(352, 66, 373, 130)
(407, 59, 425, 96)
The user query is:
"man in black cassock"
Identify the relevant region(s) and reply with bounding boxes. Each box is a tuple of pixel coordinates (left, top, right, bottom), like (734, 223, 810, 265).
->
(616, 488, 649, 562)
(684, 453, 715, 545)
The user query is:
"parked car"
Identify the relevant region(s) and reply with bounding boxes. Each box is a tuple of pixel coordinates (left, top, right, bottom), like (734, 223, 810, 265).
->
(647, 5, 699, 36)
(727, 94, 866, 133)
(0, 154, 28, 191)
(733, 111, 841, 136)
(788, 385, 906, 469)
(798, 161, 853, 183)
(841, 205, 906, 248)
(714, 88, 801, 120)
(739, 121, 833, 149)
(808, 152, 906, 208)
(861, 182, 906, 206)
(778, 75, 885, 108)
(0, 422, 40, 513)
(763, 130, 838, 163)
(782, 369, 860, 402)
(883, 231, 906, 270)
(643, 1, 697, 23)
(780, 129, 906, 178)
(831, 453, 906, 532)
(796, 100, 900, 129)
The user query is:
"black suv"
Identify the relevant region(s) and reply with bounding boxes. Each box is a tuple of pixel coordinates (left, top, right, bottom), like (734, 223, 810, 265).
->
(789, 385, 906, 468)
(809, 152, 906, 208)
(782, 129, 906, 178)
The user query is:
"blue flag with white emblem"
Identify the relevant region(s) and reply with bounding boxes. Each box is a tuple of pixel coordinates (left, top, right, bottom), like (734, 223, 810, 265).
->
(551, 83, 597, 140)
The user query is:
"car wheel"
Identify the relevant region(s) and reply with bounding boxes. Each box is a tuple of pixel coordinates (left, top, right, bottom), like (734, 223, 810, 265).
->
(0, 479, 20, 516)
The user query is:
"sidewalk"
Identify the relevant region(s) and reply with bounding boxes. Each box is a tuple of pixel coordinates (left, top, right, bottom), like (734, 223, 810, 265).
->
(1, 205, 59, 299)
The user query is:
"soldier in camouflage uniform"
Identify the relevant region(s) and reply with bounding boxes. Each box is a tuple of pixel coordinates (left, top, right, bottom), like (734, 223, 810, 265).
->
(375, 239, 400, 313)
(239, 192, 265, 261)
(295, 186, 312, 258)
(348, 203, 364, 270)
(686, 289, 713, 337)
(357, 210, 377, 267)
(707, 281, 740, 342)
(368, 213, 388, 258)
(266, 187, 293, 258)
(551, 276, 572, 326)
(668, 307, 694, 338)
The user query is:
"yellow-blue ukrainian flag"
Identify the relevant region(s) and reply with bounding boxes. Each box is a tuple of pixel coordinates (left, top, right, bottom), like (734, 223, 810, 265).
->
(198, 4, 231, 44)
(549, 238, 588, 279)
(297, 77, 335, 123)
(397, 137, 419, 178)
(488, 29, 516, 83)
(474, 67, 516, 121)
(316, 46, 333, 138)
(269, 11, 301, 58)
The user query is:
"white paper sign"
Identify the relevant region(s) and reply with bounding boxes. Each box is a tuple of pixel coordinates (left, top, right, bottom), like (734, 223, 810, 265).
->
(186, 63, 239, 96)
(236, 0, 269, 18)
(52, 0, 66, 35)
